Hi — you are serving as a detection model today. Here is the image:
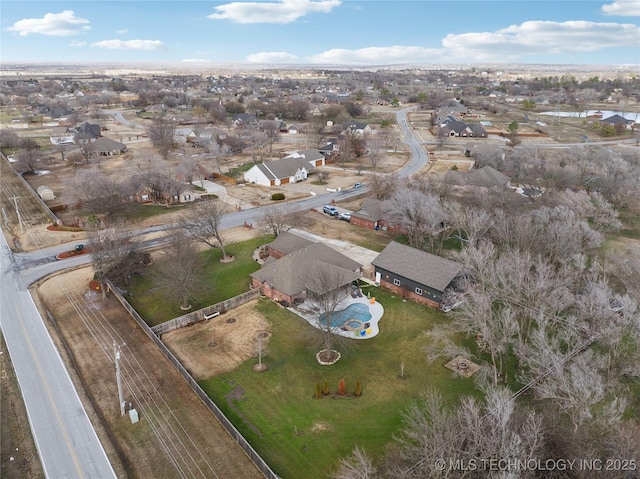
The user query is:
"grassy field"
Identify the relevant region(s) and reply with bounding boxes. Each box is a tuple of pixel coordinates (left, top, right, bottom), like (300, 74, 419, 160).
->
(199, 287, 481, 479)
(125, 235, 272, 325)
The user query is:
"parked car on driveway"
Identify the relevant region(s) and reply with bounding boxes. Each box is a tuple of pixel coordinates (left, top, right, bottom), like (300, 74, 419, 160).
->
(323, 205, 339, 216)
(338, 212, 351, 222)
(353, 182, 363, 189)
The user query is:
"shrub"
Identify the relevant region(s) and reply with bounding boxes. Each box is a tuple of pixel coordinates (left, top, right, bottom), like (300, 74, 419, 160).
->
(355, 381, 362, 397)
(315, 383, 323, 399)
(271, 193, 285, 201)
(323, 380, 330, 395)
(338, 378, 346, 396)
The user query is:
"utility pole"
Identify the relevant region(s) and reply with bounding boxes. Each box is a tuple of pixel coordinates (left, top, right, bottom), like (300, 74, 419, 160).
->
(9, 196, 24, 235)
(113, 341, 125, 416)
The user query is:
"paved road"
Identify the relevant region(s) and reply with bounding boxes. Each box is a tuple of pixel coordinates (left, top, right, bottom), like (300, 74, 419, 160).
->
(0, 233, 116, 479)
(395, 106, 429, 177)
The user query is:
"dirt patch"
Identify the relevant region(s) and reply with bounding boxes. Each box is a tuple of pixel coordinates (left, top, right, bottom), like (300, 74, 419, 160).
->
(163, 299, 270, 380)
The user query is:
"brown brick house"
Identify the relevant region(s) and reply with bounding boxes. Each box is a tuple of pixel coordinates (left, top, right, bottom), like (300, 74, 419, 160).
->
(350, 198, 403, 232)
(251, 235, 362, 305)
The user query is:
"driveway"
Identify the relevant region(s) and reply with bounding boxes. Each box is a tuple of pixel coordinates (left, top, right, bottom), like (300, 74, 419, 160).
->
(288, 228, 379, 274)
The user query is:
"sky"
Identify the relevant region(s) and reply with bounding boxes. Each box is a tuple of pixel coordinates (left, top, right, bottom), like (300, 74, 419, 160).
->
(1, 0, 639, 66)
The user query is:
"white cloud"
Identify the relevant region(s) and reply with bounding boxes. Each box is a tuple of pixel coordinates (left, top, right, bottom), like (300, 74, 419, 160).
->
(7, 10, 90, 36)
(442, 20, 640, 61)
(116, 28, 128, 35)
(208, 0, 340, 24)
(247, 51, 299, 63)
(91, 39, 164, 50)
(69, 40, 87, 47)
(182, 58, 212, 63)
(307, 46, 444, 65)
(602, 0, 640, 16)
(305, 19, 640, 65)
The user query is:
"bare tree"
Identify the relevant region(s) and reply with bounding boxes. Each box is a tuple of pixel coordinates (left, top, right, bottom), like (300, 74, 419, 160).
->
(259, 119, 280, 158)
(436, 127, 451, 149)
(306, 262, 355, 364)
(176, 154, 201, 184)
(332, 446, 377, 479)
(15, 137, 41, 173)
(288, 99, 309, 121)
(366, 133, 383, 171)
(369, 173, 398, 201)
(254, 334, 269, 372)
(147, 116, 176, 160)
(387, 387, 544, 479)
(390, 188, 447, 251)
(260, 203, 305, 237)
(86, 222, 140, 299)
(182, 198, 232, 260)
(154, 230, 204, 310)
(70, 168, 128, 217)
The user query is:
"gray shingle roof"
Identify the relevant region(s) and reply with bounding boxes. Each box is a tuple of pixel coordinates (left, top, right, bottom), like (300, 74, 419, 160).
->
(444, 166, 509, 188)
(260, 157, 312, 180)
(372, 241, 462, 292)
(252, 242, 361, 296)
(267, 231, 314, 255)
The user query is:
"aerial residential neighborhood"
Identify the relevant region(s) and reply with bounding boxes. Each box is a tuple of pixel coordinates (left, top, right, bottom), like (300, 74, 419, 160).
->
(2, 1, 640, 478)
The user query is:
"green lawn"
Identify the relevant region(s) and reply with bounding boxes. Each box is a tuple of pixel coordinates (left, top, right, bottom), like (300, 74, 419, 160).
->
(125, 235, 272, 325)
(199, 287, 480, 479)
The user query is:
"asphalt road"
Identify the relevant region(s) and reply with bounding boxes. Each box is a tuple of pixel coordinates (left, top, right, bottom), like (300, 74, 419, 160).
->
(0, 233, 116, 479)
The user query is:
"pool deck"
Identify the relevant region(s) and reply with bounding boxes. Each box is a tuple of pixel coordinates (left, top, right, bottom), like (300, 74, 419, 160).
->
(289, 295, 384, 339)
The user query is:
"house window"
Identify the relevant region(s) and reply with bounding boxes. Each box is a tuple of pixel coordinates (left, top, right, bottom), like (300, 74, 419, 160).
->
(141, 194, 149, 201)
(415, 287, 423, 295)
(393, 278, 401, 286)
(184, 194, 191, 201)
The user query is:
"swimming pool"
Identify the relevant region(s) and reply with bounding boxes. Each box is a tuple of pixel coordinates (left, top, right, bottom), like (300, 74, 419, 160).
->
(320, 303, 372, 329)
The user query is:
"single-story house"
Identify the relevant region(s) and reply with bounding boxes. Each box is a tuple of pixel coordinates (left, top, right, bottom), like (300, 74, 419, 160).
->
(186, 127, 227, 146)
(443, 165, 510, 189)
(88, 137, 127, 156)
(37, 185, 55, 201)
(439, 115, 487, 138)
(350, 198, 403, 232)
(73, 122, 102, 141)
(251, 239, 362, 305)
(371, 241, 462, 308)
(344, 121, 372, 136)
(284, 149, 327, 168)
(600, 114, 634, 130)
(50, 127, 75, 145)
(265, 231, 315, 259)
(243, 157, 313, 186)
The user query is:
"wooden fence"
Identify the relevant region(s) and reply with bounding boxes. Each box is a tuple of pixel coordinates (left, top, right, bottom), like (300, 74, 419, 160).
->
(106, 281, 278, 479)
(211, 172, 237, 185)
(151, 289, 260, 335)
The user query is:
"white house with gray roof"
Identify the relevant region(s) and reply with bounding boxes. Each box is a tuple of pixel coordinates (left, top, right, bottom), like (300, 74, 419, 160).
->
(243, 156, 313, 186)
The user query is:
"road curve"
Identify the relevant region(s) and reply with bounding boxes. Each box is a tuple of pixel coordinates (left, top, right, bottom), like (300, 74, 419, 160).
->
(1, 233, 116, 479)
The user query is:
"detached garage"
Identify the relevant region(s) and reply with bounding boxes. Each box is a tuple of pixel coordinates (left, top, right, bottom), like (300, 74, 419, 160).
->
(37, 185, 55, 201)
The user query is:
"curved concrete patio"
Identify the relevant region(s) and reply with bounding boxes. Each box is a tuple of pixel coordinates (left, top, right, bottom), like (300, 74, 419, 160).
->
(290, 295, 384, 339)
